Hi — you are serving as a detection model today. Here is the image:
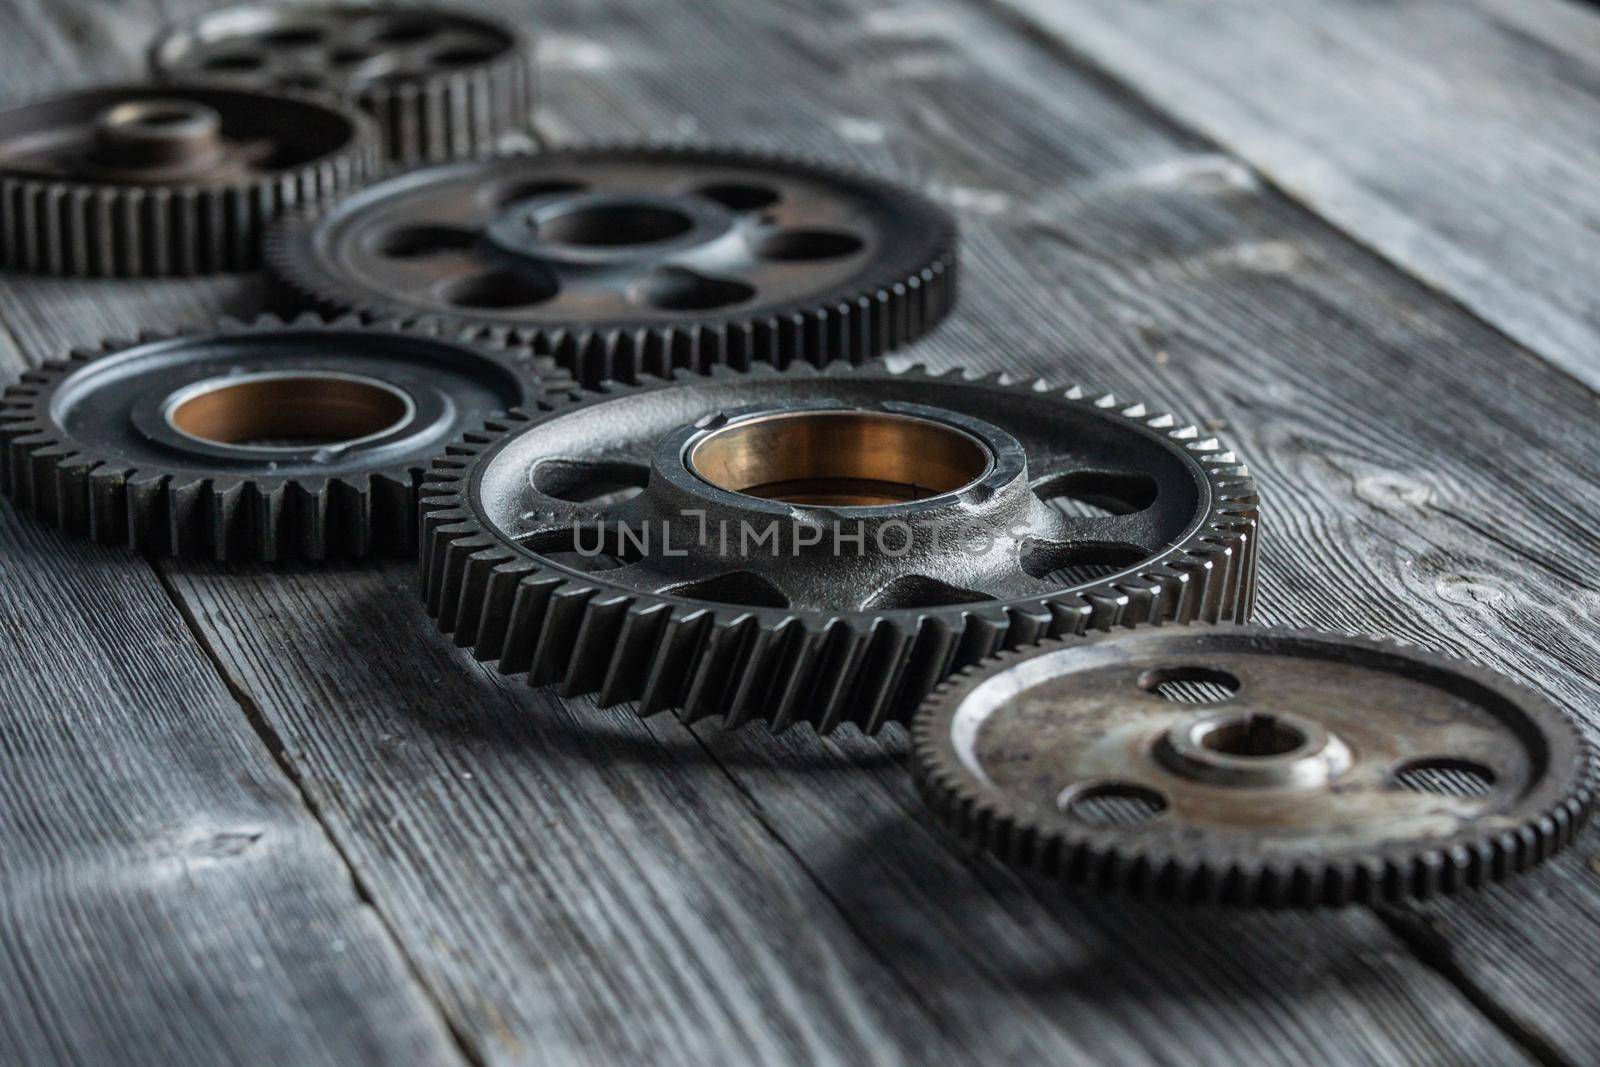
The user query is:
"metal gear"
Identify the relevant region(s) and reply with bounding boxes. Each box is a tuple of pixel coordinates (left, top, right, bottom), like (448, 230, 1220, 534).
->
(0, 316, 568, 560)
(0, 85, 375, 276)
(265, 146, 959, 385)
(420, 364, 1258, 732)
(912, 625, 1597, 906)
(149, 4, 534, 164)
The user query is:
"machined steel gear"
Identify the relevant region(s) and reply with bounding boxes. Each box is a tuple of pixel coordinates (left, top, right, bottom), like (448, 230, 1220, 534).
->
(913, 626, 1597, 906)
(0, 85, 375, 276)
(0, 316, 568, 560)
(266, 146, 959, 385)
(149, 4, 534, 164)
(420, 364, 1258, 732)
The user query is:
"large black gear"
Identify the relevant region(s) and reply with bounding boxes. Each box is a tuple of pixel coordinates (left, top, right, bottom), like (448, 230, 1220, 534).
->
(149, 4, 534, 164)
(912, 626, 1597, 906)
(266, 146, 958, 385)
(420, 364, 1258, 732)
(0, 316, 568, 560)
(0, 85, 375, 276)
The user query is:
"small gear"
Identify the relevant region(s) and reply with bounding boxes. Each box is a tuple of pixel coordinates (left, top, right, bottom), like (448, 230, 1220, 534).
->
(420, 364, 1258, 732)
(266, 146, 958, 385)
(0, 316, 568, 560)
(149, 4, 534, 164)
(0, 85, 375, 276)
(912, 625, 1597, 906)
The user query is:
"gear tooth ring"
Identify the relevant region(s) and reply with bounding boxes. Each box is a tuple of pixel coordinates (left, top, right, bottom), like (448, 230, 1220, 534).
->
(421, 363, 1259, 732)
(149, 3, 535, 164)
(266, 145, 959, 385)
(0, 317, 569, 560)
(912, 625, 1597, 906)
(0, 85, 375, 276)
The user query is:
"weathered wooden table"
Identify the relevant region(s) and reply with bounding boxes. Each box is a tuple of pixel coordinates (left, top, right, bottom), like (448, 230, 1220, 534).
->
(4, 1, 1599, 1064)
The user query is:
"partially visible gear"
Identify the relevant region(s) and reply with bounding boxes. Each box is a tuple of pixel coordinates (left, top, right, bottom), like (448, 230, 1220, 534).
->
(266, 146, 959, 385)
(0, 316, 567, 559)
(149, 4, 534, 164)
(0, 85, 375, 276)
(420, 364, 1258, 732)
(912, 625, 1597, 906)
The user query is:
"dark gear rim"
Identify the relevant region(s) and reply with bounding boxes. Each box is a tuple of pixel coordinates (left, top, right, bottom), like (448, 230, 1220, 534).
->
(266, 145, 959, 385)
(0, 315, 569, 560)
(0, 84, 375, 275)
(912, 625, 1597, 907)
(149, 3, 534, 164)
(420, 363, 1259, 733)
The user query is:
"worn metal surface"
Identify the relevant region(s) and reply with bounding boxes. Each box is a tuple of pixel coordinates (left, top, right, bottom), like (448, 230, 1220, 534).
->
(914, 626, 1597, 905)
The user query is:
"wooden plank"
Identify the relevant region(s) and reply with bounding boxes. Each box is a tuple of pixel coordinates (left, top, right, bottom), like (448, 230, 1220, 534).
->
(0, 340, 465, 1065)
(981, 0, 1600, 392)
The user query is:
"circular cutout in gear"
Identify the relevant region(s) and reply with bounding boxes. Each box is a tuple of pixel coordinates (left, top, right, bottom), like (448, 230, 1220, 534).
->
(0, 85, 374, 275)
(150, 4, 533, 164)
(913, 626, 1597, 906)
(266, 147, 959, 384)
(420, 364, 1258, 733)
(0, 317, 569, 559)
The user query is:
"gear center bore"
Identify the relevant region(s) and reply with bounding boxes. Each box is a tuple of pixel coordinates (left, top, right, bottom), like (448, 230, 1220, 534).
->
(686, 408, 993, 507)
(90, 98, 226, 176)
(164, 371, 415, 452)
(1154, 711, 1354, 789)
(485, 190, 737, 268)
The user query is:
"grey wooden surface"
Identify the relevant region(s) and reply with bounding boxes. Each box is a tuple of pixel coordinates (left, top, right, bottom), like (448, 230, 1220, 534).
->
(1, 1, 1597, 1065)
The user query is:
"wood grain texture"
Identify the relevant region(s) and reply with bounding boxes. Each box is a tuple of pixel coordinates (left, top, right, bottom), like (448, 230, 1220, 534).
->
(984, 0, 1600, 392)
(0, 0, 1595, 1064)
(0, 343, 464, 1064)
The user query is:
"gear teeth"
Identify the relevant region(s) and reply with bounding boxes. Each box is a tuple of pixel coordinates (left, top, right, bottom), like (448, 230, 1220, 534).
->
(0, 87, 376, 277)
(1, 316, 560, 559)
(912, 627, 1598, 906)
(421, 363, 1259, 734)
(266, 145, 958, 386)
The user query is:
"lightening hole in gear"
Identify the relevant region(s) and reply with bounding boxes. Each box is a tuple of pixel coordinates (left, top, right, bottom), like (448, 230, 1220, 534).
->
(279, 74, 326, 92)
(1033, 470, 1158, 519)
(696, 182, 781, 211)
(433, 47, 497, 68)
(497, 179, 586, 207)
(534, 204, 695, 247)
(689, 410, 990, 507)
(443, 268, 557, 309)
(370, 18, 437, 45)
(521, 522, 644, 572)
(532, 458, 649, 507)
(378, 225, 477, 258)
(167, 374, 410, 449)
(1392, 757, 1496, 797)
(204, 52, 265, 72)
(263, 26, 323, 47)
(638, 268, 755, 312)
(1140, 666, 1241, 704)
(757, 228, 865, 261)
(1020, 541, 1147, 582)
(659, 571, 789, 609)
(331, 48, 375, 67)
(1063, 782, 1168, 827)
(1197, 713, 1306, 758)
(863, 574, 994, 609)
